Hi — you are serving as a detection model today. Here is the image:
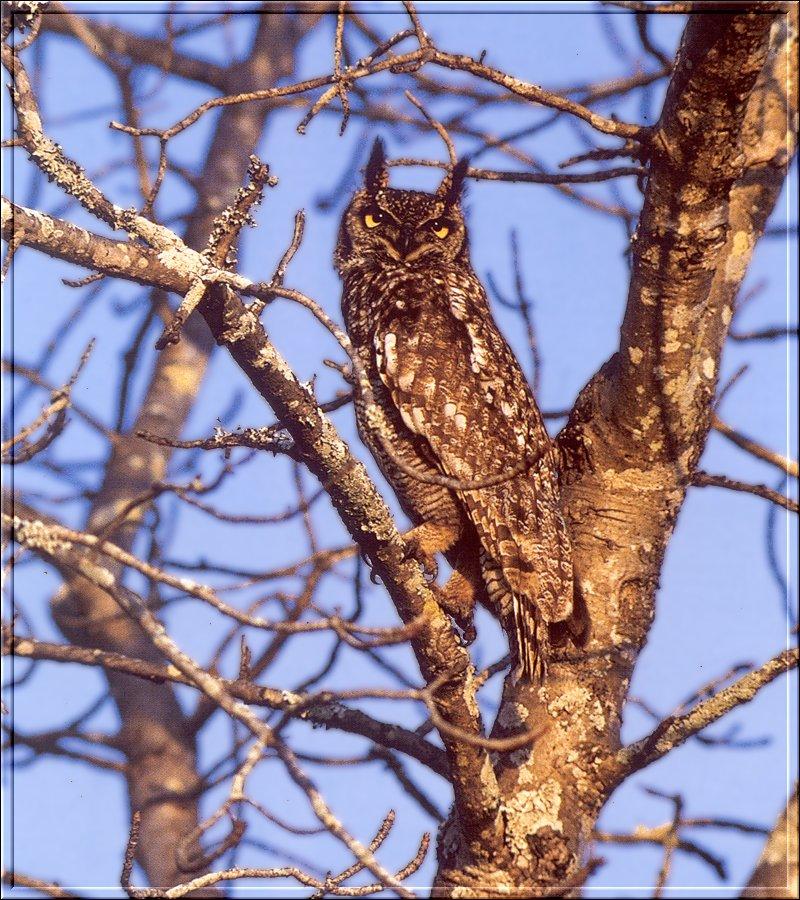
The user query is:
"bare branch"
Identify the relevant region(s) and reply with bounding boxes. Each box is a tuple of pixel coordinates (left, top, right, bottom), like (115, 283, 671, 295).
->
(1, 871, 79, 899)
(4, 633, 449, 775)
(713, 416, 799, 479)
(730, 324, 799, 341)
(390, 157, 645, 184)
(41, 2, 232, 91)
(612, 649, 799, 780)
(692, 471, 798, 514)
(103, 40, 642, 145)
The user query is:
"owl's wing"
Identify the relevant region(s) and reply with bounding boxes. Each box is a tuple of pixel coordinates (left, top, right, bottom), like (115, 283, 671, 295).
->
(374, 288, 573, 625)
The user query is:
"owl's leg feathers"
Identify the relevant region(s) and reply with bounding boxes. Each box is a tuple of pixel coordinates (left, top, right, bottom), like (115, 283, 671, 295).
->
(402, 521, 461, 581)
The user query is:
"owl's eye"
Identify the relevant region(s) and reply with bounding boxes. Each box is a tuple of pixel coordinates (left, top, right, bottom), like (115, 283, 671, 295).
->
(364, 210, 385, 229)
(430, 219, 450, 239)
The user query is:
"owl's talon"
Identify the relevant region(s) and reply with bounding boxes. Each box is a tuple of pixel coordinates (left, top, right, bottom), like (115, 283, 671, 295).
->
(457, 622, 477, 646)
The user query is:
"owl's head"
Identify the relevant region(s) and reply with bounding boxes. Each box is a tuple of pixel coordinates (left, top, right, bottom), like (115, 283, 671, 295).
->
(335, 138, 469, 274)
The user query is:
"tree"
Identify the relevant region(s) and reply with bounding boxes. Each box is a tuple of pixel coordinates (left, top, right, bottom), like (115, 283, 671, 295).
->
(2, 2, 797, 897)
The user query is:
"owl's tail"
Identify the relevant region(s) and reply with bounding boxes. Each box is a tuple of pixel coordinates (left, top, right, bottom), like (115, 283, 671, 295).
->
(481, 553, 548, 681)
(512, 592, 549, 682)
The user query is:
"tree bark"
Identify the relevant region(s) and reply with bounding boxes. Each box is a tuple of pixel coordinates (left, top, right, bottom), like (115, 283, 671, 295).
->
(743, 785, 799, 899)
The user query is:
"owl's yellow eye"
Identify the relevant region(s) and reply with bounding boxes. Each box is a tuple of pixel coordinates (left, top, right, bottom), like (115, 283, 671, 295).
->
(364, 210, 384, 229)
(430, 219, 450, 239)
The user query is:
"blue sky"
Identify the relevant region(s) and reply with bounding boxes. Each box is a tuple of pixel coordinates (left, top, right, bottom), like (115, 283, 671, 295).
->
(2, 3, 797, 896)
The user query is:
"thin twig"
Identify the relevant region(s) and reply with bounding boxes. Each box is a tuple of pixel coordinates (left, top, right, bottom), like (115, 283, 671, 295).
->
(693, 471, 798, 514)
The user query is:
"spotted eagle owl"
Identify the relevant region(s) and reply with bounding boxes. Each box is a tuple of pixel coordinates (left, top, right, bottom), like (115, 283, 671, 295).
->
(335, 138, 580, 679)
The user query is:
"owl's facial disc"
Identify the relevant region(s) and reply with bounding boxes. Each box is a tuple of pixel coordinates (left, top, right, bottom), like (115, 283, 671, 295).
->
(354, 191, 463, 264)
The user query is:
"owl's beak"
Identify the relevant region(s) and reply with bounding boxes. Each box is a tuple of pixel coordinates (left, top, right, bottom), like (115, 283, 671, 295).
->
(396, 226, 416, 259)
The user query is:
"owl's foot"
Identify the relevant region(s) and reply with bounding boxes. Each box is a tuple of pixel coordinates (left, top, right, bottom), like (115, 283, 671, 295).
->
(402, 521, 461, 583)
(402, 542, 438, 582)
(436, 569, 478, 645)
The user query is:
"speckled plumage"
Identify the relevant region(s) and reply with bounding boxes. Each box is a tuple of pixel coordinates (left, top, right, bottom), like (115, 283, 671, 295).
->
(336, 140, 575, 679)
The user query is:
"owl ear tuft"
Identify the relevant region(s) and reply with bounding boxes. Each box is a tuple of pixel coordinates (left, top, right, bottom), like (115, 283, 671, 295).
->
(437, 157, 470, 207)
(364, 137, 389, 193)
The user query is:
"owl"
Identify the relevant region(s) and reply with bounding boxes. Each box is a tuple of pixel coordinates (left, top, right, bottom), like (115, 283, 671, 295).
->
(335, 138, 582, 680)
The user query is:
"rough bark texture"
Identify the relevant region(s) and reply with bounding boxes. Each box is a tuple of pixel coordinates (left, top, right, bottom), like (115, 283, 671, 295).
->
(743, 785, 799, 898)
